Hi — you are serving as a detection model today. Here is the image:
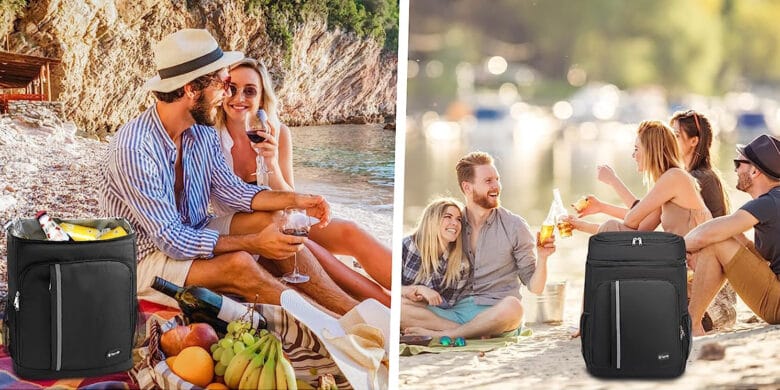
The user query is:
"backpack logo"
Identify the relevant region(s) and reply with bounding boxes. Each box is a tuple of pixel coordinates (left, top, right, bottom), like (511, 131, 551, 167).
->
(658, 353, 670, 361)
(107, 349, 121, 359)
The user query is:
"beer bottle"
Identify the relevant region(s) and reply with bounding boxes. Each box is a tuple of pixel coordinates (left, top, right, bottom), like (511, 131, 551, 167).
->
(540, 203, 556, 244)
(151, 277, 267, 334)
(36, 211, 71, 241)
(553, 189, 573, 238)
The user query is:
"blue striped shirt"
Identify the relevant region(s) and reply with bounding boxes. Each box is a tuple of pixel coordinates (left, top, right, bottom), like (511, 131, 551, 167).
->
(100, 105, 265, 262)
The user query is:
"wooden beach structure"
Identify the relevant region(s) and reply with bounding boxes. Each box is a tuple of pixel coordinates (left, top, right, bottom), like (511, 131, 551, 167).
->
(0, 51, 60, 113)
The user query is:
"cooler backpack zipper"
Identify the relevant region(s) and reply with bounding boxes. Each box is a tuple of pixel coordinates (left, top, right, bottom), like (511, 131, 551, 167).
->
(52, 264, 62, 371)
(615, 280, 621, 370)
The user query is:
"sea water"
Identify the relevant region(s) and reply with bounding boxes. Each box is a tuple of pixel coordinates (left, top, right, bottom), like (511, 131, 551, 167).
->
(290, 124, 395, 245)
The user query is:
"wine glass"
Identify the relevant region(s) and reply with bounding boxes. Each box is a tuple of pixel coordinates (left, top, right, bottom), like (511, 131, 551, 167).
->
(280, 207, 310, 284)
(246, 109, 271, 186)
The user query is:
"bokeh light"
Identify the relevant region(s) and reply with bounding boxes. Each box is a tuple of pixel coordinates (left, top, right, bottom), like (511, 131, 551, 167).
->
(487, 56, 508, 75)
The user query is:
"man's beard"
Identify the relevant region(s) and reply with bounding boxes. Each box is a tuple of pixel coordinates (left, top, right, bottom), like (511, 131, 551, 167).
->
(736, 170, 753, 192)
(190, 93, 216, 126)
(473, 190, 499, 209)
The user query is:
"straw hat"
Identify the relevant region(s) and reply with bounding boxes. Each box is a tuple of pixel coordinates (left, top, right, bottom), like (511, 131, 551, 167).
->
(143, 29, 244, 92)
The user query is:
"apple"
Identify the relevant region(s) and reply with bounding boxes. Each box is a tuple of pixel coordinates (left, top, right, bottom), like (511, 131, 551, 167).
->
(161, 323, 219, 356)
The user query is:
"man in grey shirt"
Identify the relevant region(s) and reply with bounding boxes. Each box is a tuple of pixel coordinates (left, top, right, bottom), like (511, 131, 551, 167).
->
(403, 152, 555, 338)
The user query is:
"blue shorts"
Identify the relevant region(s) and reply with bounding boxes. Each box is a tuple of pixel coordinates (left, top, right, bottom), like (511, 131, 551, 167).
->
(427, 296, 491, 324)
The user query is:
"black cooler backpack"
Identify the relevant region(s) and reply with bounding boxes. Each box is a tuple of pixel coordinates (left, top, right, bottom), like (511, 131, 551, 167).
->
(580, 231, 692, 378)
(4, 217, 137, 380)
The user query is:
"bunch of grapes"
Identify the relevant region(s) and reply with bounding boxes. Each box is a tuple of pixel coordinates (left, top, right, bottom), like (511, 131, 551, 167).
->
(210, 320, 267, 377)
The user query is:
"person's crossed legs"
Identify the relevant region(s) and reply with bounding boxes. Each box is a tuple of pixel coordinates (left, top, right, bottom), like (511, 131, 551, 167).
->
(689, 237, 780, 336)
(191, 210, 359, 315)
(403, 296, 524, 339)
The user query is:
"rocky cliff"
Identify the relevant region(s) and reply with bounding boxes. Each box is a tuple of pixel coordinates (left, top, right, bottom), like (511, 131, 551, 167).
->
(3, 0, 397, 135)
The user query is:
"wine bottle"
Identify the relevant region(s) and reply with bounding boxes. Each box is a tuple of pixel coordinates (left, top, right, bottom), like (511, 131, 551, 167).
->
(151, 277, 267, 333)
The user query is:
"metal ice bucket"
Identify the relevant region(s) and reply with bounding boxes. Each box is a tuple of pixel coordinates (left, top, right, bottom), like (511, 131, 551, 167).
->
(522, 281, 567, 324)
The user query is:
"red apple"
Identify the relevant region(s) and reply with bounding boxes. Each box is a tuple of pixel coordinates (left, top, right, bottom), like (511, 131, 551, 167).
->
(161, 323, 219, 356)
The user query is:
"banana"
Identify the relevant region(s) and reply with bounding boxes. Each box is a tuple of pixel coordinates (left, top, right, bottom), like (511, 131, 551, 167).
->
(238, 364, 262, 390)
(257, 342, 277, 390)
(224, 336, 268, 389)
(276, 341, 297, 390)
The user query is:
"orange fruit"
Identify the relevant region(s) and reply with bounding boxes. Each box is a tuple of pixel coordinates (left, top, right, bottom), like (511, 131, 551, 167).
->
(205, 383, 229, 390)
(165, 356, 176, 367)
(171, 346, 214, 387)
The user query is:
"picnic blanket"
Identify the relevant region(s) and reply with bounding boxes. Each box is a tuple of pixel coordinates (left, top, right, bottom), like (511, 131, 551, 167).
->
(399, 328, 533, 356)
(0, 299, 179, 390)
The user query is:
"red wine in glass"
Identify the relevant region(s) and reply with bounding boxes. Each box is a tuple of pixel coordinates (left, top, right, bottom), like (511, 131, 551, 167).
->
(281, 207, 310, 283)
(245, 131, 266, 143)
(282, 228, 309, 237)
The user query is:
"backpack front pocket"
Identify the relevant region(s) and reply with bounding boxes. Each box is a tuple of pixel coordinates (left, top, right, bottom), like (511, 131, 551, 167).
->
(51, 260, 134, 371)
(613, 279, 681, 372)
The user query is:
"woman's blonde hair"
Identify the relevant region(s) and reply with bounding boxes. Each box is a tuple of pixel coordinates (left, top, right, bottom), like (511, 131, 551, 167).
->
(637, 120, 684, 187)
(215, 58, 282, 131)
(412, 198, 467, 288)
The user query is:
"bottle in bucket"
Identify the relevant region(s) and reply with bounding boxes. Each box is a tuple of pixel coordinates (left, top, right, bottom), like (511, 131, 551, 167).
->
(36, 210, 71, 241)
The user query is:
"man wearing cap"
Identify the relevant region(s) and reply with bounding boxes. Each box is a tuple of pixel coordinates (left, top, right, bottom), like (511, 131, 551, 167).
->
(686, 134, 780, 336)
(100, 29, 358, 314)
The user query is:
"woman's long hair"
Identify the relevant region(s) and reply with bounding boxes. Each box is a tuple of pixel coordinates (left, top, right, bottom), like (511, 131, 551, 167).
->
(637, 120, 684, 187)
(215, 58, 282, 131)
(669, 110, 714, 171)
(669, 110, 730, 213)
(412, 198, 467, 288)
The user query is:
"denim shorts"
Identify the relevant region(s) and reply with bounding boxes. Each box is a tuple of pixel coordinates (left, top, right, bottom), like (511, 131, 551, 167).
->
(427, 296, 491, 324)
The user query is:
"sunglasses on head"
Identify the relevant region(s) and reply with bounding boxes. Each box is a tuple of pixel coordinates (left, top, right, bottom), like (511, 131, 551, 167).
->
(733, 159, 751, 169)
(228, 84, 259, 98)
(680, 110, 702, 136)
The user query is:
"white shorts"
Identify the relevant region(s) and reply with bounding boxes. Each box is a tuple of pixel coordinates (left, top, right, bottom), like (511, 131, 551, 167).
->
(136, 214, 235, 307)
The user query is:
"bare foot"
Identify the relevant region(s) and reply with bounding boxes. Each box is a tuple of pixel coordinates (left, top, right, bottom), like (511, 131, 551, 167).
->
(570, 328, 581, 339)
(404, 326, 442, 337)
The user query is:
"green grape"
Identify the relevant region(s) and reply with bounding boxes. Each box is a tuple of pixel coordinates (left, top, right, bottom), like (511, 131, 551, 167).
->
(220, 348, 235, 366)
(226, 321, 238, 334)
(212, 346, 224, 361)
(219, 338, 234, 350)
(241, 332, 255, 346)
(232, 341, 245, 354)
(214, 361, 228, 377)
(210, 343, 219, 353)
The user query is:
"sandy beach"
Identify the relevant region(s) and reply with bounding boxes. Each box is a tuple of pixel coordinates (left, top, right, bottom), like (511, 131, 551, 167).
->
(399, 244, 780, 389)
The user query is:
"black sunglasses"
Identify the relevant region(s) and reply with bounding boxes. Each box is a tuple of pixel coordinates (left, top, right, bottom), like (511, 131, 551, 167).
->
(733, 159, 751, 169)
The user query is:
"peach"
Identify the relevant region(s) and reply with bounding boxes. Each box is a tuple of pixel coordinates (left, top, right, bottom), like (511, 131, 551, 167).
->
(161, 323, 219, 357)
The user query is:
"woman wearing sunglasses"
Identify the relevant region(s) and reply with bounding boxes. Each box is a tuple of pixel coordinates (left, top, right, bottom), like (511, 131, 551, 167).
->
(568, 119, 735, 331)
(212, 58, 391, 305)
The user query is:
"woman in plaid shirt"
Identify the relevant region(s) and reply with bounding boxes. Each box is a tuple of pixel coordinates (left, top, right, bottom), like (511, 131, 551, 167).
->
(401, 198, 470, 318)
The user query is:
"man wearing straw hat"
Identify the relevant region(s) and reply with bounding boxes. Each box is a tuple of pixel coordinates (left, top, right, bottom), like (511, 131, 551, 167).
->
(100, 29, 358, 314)
(686, 134, 780, 336)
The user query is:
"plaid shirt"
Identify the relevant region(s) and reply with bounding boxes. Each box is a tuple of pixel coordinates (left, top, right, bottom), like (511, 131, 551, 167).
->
(401, 236, 467, 307)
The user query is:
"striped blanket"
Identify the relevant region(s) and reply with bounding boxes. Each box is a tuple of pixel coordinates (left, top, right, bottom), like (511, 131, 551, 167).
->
(1, 299, 348, 389)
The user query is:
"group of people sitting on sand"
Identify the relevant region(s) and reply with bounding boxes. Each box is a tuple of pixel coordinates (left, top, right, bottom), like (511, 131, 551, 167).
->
(99, 28, 390, 315)
(402, 114, 780, 339)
